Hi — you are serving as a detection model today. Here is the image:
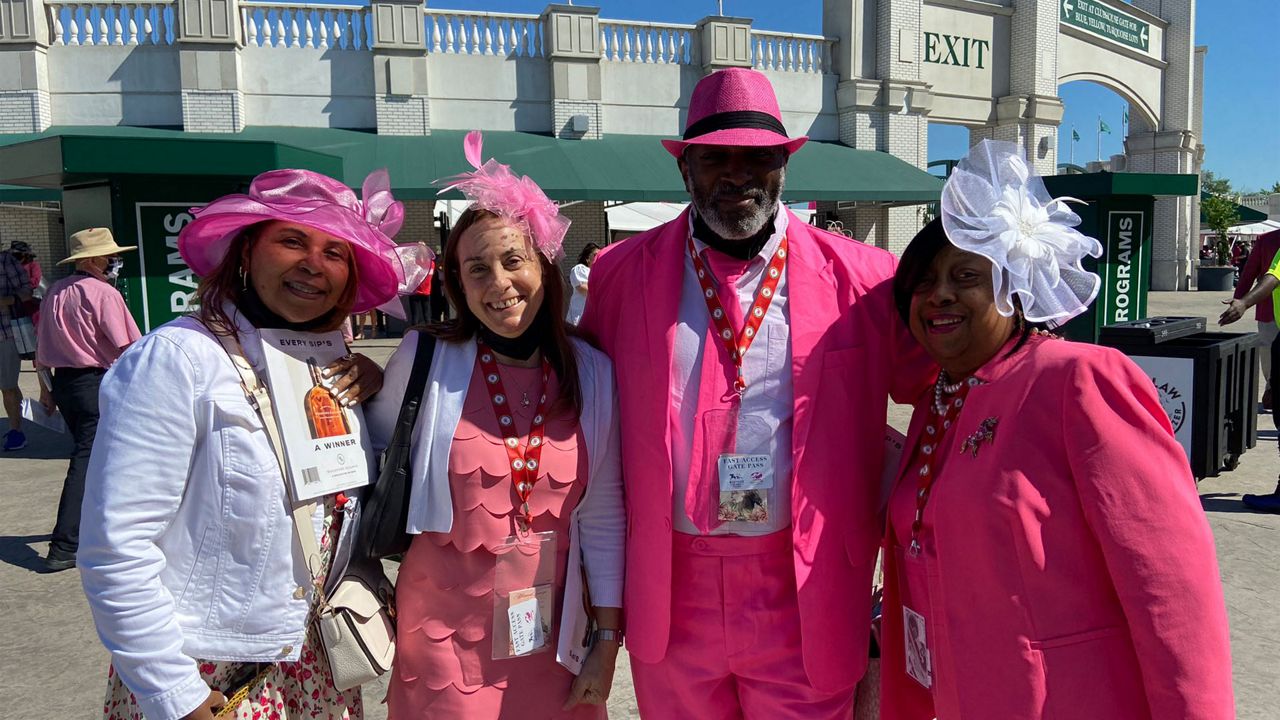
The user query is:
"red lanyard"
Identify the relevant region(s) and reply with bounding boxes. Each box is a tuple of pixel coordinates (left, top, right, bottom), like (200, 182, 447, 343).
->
(906, 379, 976, 557)
(687, 233, 788, 394)
(476, 344, 551, 530)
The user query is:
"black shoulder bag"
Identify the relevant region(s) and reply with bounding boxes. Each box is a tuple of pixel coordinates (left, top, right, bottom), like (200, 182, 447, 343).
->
(359, 331, 437, 559)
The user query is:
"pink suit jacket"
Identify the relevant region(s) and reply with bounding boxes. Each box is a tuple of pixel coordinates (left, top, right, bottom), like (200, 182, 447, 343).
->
(881, 335, 1234, 719)
(579, 208, 924, 692)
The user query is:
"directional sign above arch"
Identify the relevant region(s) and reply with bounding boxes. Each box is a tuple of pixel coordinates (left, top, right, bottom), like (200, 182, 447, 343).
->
(1060, 0, 1150, 53)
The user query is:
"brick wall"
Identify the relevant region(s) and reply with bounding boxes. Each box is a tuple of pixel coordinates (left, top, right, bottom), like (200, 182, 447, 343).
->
(376, 96, 431, 136)
(182, 90, 245, 133)
(398, 199, 440, 249)
(0, 91, 51, 133)
(553, 101, 602, 140)
(0, 204, 66, 283)
(559, 201, 608, 272)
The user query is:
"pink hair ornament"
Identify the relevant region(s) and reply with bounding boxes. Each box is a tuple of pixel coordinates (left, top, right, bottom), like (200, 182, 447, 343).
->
(434, 130, 570, 262)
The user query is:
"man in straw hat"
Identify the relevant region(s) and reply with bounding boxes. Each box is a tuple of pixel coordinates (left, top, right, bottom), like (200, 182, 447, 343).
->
(579, 68, 925, 717)
(35, 227, 140, 571)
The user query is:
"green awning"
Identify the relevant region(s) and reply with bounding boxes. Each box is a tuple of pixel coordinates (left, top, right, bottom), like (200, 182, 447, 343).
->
(1041, 172, 1199, 198)
(0, 184, 60, 202)
(0, 126, 943, 204)
(1198, 192, 1267, 224)
(0, 127, 343, 189)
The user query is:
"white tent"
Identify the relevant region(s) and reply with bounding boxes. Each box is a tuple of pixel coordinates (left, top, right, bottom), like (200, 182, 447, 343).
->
(1228, 219, 1280, 237)
(436, 199, 817, 238)
(605, 202, 815, 236)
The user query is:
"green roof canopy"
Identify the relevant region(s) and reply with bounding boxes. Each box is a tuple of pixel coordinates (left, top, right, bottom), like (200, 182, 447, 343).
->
(1197, 191, 1267, 224)
(1041, 172, 1199, 198)
(0, 126, 943, 204)
(0, 129, 343, 189)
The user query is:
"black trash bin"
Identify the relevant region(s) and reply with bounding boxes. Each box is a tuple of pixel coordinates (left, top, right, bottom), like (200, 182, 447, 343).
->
(1099, 317, 1258, 480)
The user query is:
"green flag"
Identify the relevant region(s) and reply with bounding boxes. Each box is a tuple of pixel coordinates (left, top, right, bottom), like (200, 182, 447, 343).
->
(1072, 129, 1081, 142)
(1100, 118, 1112, 134)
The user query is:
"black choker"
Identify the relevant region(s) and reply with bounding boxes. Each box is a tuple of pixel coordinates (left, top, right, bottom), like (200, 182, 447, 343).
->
(478, 309, 547, 361)
(692, 211, 777, 261)
(236, 284, 336, 332)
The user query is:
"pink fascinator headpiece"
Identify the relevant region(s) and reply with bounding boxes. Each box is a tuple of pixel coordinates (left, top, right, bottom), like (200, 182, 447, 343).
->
(435, 131, 570, 262)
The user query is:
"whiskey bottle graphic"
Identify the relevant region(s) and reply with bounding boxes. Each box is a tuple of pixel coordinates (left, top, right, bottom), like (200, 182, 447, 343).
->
(305, 357, 350, 439)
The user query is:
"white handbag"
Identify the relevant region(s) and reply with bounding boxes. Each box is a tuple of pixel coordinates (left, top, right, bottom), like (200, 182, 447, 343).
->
(211, 324, 396, 692)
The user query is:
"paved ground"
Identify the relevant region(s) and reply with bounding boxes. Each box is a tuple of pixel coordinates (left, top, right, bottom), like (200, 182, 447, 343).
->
(2, 290, 1277, 719)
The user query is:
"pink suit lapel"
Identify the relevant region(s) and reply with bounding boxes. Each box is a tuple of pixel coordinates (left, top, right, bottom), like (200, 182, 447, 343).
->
(636, 209, 689, 494)
(785, 218, 840, 464)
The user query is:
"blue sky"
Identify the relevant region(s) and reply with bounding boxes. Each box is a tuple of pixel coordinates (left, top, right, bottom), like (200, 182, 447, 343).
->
(414, 0, 1277, 192)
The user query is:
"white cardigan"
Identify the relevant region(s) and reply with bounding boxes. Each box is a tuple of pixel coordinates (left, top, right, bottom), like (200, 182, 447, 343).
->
(364, 333, 625, 666)
(78, 313, 363, 720)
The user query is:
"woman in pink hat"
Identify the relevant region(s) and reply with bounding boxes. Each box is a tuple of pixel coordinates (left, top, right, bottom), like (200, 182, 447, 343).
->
(78, 168, 406, 720)
(364, 131, 624, 719)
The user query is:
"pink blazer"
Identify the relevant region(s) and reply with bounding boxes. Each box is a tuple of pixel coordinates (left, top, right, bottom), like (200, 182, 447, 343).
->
(579, 208, 924, 691)
(880, 335, 1234, 719)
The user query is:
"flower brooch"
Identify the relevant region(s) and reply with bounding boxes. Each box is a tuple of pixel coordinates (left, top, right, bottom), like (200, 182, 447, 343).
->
(960, 417, 999, 458)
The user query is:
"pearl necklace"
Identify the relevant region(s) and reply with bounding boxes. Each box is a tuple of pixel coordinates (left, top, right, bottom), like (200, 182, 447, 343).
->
(933, 370, 974, 415)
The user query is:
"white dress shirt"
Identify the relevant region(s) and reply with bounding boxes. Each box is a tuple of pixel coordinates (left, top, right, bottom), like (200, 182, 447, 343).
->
(671, 210, 793, 536)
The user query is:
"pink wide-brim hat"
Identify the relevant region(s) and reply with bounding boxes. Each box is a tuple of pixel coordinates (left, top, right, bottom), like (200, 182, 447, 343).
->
(178, 168, 406, 313)
(661, 67, 808, 158)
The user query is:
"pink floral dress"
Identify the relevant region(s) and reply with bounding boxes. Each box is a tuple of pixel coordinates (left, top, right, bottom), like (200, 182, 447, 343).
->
(103, 497, 363, 720)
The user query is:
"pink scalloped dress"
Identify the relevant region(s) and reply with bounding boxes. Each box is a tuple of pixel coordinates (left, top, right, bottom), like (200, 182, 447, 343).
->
(386, 362, 605, 719)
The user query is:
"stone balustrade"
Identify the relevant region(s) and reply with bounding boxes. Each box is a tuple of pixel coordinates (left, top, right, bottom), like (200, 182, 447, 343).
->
(46, 1, 174, 46)
(241, 2, 371, 49)
(599, 19, 695, 65)
(424, 9, 544, 57)
(750, 30, 833, 74)
(35, 1, 833, 74)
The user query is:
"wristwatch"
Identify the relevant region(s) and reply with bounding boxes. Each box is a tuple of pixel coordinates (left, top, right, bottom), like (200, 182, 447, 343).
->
(592, 628, 624, 646)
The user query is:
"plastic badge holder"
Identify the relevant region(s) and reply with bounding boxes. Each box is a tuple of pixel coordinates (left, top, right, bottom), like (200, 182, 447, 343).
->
(492, 530, 558, 660)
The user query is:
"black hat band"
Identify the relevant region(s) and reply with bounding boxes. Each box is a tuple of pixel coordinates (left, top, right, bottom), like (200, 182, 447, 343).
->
(683, 110, 789, 141)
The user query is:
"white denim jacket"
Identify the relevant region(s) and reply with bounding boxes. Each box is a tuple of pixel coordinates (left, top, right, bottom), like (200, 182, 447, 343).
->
(78, 311, 362, 720)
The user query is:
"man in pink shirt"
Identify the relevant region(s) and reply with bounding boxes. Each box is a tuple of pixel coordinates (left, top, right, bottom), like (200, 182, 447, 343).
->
(1231, 228, 1280, 409)
(36, 227, 141, 572)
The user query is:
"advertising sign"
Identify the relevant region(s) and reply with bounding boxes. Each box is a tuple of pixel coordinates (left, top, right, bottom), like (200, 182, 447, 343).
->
(131, 203, 201, 332)
(258, 329, 373, 502)
(1097, 210, 1147, 326)
(1127, 354, 1194, 461)
(1060, 0, 1150, 52)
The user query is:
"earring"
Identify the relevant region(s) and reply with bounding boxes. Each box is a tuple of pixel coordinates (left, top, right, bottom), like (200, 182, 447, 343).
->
(239, 266, 248, 290)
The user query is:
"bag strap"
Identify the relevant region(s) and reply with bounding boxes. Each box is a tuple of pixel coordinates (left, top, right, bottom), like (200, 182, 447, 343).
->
(205, 321, 327, 590)
(390, 331, 437, 454)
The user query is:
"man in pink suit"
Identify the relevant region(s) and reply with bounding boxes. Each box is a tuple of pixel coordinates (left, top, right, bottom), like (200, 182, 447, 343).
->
(578, 68, 923, 718)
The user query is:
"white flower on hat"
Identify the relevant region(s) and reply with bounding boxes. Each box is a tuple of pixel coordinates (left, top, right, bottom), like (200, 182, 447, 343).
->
(941, 140, 1102, 327)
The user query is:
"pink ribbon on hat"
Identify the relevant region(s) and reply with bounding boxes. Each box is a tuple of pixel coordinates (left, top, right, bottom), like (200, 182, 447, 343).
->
(434, 130, 569, 261)
(213, 168, 405, 243)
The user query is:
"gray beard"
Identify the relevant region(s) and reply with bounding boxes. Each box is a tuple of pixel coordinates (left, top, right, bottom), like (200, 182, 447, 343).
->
(689, 169, 785, 240)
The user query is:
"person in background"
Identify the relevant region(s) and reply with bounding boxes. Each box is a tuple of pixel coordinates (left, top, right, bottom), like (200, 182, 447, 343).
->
(0, 243, 33, 451)
(35, 228, 142, 572)
(565, 243, 599, 325)
(1220, 230, 1280, 512)
(881, 141, 1233, 719)
(1230, 228, 1280, 410)
(11, 240, 45, 298)
(78, 168, 401, 720)
(368, 132, 624, 719)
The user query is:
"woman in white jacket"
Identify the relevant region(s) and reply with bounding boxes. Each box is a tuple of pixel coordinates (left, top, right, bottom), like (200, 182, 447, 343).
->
(365, 132, 625, 719)
(78, 169, 407, 720)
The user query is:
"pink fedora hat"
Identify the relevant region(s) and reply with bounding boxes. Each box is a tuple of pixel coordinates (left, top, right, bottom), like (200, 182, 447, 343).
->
(661, 67, 808, 158)
(178, 168, 406, 313)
